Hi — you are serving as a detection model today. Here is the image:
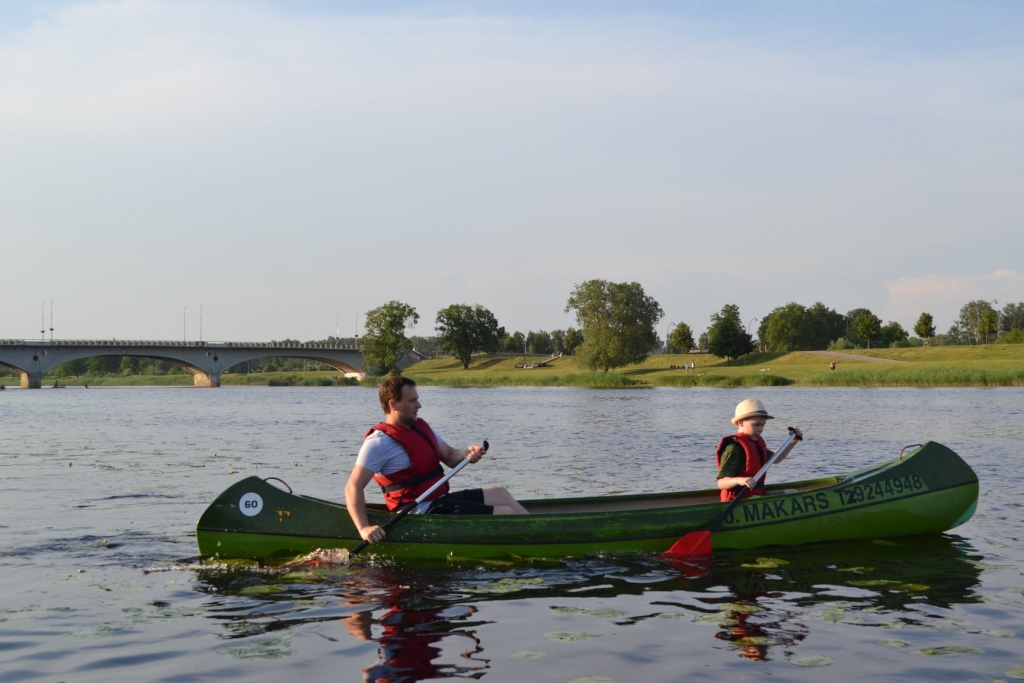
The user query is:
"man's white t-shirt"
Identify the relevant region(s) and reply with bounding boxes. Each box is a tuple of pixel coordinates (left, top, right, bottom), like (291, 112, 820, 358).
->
(356, 426, 445, 475)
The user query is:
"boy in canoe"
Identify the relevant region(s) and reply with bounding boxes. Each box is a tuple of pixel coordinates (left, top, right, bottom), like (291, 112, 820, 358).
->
(345, 376, 528, 545)
(716, 399, 802, 502)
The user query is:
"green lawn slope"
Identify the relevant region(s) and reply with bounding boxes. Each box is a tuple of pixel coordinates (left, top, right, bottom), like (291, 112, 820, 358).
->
(23, 344, 1023, 387)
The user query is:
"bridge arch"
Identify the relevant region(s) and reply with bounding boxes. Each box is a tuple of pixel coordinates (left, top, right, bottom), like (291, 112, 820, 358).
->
(222, 352, 361, 376)
(0, 340, 366, 387)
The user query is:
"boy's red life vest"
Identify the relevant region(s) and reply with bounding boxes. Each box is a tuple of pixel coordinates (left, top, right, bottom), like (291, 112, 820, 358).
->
(715, 432, 769, 502)
(365, 418, 448, 510)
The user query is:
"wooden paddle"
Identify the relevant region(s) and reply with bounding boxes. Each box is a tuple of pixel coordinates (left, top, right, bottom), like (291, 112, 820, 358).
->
(350, 439, 487, 556)
(663, 428, 802, 561)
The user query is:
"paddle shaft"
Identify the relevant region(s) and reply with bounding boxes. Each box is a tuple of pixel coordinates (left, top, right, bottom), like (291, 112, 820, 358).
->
(703, 428, 802, 535)
(350, 441, 485, 555)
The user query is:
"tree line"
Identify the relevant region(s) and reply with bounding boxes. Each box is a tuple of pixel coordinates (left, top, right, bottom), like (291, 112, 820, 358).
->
(13, 285, 1021, 380)
(360, 284, 1024, 375)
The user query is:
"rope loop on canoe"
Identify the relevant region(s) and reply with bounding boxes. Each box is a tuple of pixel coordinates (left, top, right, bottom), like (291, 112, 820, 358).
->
(263, 477, 293, 493)
(898, 444, 923, 460)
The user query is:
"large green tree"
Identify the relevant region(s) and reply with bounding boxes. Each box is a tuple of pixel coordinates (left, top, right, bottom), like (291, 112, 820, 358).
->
(806, 302, 846, 349)
(979, 309, 999, 343)
(504, 331, 525, 355)
(550, 329, 566, 355)
(668, 322, 695, 353)
(851, 311, 882, 348)
(957, 300, 998, 345)
(879, 321, 909, 347)
(565, 280, 663, 371)
(435, 304, 503, 369)
(758, 302, 812, 352)
(361, 300, 419, 376)
(526, 330, 553, 355)
(707, 304, 754, 359)
(1000, 303, 1024, 333)
(563, 327, 583, 355)
(914, 312, 936, 340)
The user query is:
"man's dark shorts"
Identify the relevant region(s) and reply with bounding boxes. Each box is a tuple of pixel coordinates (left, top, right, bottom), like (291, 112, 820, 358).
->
(428, 488, 493, 515)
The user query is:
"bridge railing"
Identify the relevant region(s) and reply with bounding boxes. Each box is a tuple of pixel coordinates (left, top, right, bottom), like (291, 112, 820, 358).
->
(0, 340, 361, 350)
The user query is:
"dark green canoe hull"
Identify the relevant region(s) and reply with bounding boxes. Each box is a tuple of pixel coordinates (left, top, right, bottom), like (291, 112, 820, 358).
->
(195, 441, 978, 562)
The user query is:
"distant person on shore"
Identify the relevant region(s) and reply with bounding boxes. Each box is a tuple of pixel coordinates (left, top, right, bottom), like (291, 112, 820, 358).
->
(830, 359, 836, 372)
(716, 399, 801, 502)
(345, 376, 528, 545)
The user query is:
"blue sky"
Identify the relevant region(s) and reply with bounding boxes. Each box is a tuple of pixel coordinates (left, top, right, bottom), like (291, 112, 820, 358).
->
(2, 1, 1022, 341)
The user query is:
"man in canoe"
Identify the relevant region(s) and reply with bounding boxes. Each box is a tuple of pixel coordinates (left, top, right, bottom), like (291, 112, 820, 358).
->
(716, 398, 802, 502)
(345, 376, 528, 545)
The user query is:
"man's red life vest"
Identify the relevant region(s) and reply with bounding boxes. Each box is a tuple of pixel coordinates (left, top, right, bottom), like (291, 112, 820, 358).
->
(715, 432, 769, 502)
(365, 418, 449, 510)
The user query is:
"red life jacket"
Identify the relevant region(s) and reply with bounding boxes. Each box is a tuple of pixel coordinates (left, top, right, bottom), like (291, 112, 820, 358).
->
(366, 418, 448, 510)
(715, 432, 768, 502)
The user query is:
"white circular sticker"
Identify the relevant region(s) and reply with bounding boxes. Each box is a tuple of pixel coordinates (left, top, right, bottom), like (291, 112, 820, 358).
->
(239, 492, 263, 517)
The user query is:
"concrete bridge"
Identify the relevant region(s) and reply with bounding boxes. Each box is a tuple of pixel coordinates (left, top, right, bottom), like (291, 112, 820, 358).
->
(0, 339, 365, 388)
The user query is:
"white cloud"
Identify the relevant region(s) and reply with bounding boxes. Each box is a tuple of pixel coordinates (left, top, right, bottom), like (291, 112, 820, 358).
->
(885, 270, 1024, 329)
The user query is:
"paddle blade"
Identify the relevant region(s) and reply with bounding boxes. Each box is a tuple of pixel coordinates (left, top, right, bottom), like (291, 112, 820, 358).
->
(662, 530, 712, 559)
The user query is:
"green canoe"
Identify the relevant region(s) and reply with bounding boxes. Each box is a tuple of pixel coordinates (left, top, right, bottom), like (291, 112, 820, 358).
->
(195, 441, 978, 562)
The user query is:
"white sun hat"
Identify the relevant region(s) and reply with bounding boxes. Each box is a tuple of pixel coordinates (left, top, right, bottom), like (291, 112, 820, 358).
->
(731, 398, 774, 425)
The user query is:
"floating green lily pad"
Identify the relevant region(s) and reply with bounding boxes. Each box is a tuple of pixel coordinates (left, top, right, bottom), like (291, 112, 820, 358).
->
(718, 603, 762, 614)
(837, 566, 874, 573)
(787, 655, 835, 667)
(551, 606, 624, 618)
(545, 631, 602, 642)
(1005, 668, 1024, 680)
(741, 557, 790, 569)
(692, 613, 738, 626)
(982, 630, 1015, 638)
(465, 577, 544, 594)
(217, 634, 293, 659)
(870, 539, 903, 547)
(879, 639, 909, 648)
(238, 585, 285, 596)
(849, 579, 900, 587)
(914, 646, 982, 655)
(511, 650, 547, 660)
(820, 609, 845, 623)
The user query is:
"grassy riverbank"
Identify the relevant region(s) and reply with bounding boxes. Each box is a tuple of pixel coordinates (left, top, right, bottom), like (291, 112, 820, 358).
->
(15, 344, 1022, 388)
(403, 345, 1024, 387)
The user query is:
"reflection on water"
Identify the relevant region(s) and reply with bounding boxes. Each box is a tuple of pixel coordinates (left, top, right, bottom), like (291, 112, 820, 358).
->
(193, 534, 983, 680)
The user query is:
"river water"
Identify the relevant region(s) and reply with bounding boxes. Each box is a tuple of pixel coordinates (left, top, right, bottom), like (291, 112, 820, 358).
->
(1, 386, 1022, 682)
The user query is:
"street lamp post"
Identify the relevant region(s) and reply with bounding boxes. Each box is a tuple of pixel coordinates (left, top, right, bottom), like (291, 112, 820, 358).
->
(200, 304, 203, 342)
(183, 306, 188, 343)
(665, 321, 674, 354)
(355, 311, 360, 345)
(50, 300, 54, 341)
(41, 301, 46, 341)
(336, 312, 342, 338)
(747, 317, 759, 351)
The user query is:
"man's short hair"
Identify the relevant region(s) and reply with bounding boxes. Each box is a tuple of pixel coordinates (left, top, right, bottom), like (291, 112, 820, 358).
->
(379, 376, 416, 414)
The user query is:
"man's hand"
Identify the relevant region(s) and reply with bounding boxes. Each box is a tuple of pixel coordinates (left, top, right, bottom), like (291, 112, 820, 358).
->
(358, 524, 386, 544)
(465, 444, 486, 463)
